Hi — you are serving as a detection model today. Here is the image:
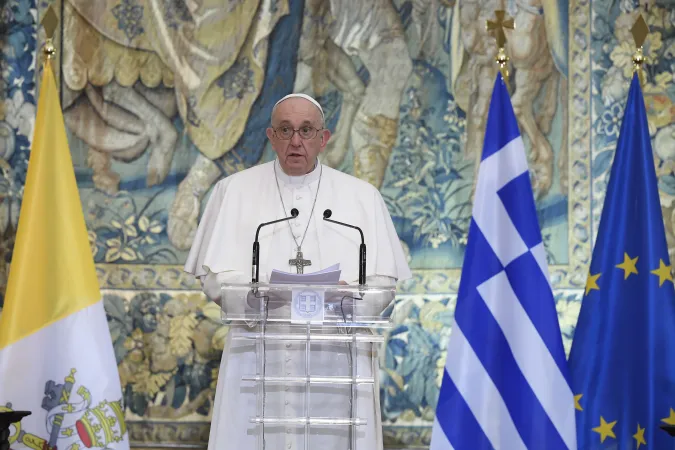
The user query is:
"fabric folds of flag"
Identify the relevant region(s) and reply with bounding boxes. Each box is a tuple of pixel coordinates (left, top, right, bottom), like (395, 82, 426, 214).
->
(568, 74, 675, 449)
(0, 63, 129, 450)
(429, 73, 576, 450)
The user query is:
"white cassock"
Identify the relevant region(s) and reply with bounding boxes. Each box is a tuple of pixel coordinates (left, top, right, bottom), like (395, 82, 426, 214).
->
(184, 159, 411, 450)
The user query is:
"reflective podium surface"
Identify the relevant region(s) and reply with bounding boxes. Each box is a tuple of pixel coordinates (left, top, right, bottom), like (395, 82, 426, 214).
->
(220, 282, 395, 450)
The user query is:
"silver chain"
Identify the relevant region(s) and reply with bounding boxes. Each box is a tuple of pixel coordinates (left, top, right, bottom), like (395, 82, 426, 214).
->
(273, 160, 322, 251)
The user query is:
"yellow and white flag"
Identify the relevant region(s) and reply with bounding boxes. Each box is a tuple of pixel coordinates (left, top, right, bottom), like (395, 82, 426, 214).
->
(0, 62, 129, 450)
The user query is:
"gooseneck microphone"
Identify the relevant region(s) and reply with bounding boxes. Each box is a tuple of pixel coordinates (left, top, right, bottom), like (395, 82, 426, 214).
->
(252, 208, 299, 283)
(322, 209, 366, 285)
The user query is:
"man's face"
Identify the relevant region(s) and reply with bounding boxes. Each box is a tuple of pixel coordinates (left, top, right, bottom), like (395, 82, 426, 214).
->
(266, 98, 331, 175)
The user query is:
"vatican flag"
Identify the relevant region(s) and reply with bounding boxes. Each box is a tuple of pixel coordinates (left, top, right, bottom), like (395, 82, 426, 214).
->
(0, 62, 129, 450)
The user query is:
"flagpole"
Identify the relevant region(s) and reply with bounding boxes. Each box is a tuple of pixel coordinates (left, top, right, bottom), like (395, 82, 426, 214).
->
(43, 38, 56, 64)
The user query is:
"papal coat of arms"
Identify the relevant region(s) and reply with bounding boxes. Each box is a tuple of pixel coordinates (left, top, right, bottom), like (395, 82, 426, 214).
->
(2, 369, 126, 450)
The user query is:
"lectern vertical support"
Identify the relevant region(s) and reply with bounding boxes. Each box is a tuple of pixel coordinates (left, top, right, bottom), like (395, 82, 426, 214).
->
(304, 324, 311, 448)
(350, 330, 358, 450)
(255, 291, 268, 450)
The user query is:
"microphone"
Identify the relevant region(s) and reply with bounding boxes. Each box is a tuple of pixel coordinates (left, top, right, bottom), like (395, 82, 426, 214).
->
(252, 208, 299, 283)
(322, 209, 366, 285)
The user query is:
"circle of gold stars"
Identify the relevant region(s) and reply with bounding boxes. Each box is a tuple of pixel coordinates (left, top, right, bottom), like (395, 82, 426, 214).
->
(571, 401, 675, 447)
(584, 255, 672, 297)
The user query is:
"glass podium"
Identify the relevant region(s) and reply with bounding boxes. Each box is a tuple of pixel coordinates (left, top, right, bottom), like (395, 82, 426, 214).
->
(220, 282, 396, 450)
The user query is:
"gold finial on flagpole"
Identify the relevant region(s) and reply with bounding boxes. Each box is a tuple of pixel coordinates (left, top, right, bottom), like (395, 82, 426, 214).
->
(41, 5, 58, 62)
(486, 10, 514, 83)
(631, 14, 649, 86)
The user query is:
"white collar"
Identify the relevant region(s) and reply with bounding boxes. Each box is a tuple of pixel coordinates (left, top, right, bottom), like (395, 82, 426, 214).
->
(274, 159, 321, 187)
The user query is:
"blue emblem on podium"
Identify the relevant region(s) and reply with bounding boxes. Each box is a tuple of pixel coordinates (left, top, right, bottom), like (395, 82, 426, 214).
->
(292, 289, 325, 323)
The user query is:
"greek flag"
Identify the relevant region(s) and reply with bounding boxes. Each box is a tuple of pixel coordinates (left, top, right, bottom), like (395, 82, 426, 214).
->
(430, 74, 577, 449)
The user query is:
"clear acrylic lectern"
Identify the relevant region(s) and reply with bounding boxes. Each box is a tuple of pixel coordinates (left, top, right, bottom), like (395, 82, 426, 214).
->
(220, 282, 396, 450)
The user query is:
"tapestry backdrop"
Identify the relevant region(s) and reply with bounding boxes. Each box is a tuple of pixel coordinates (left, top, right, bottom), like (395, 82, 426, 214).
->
(0, 0, 674, 447)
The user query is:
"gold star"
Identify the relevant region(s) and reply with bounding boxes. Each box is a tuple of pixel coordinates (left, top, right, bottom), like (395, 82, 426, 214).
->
(592, 416, 617, 443)
(616, 253, 639, 279)
(662, 408, 675, 425)
(633, 423, 646, 448)
(585, 272, 601, 295)
(574, 394, 583, 411)
(651, 259, 673, 286)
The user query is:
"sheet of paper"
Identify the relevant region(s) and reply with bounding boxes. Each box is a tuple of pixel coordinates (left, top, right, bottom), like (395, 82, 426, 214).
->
(269, 264, 341, 285)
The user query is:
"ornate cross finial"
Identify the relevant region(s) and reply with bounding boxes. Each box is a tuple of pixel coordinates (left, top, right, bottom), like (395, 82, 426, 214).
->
(41, 5, 58, 61)
(486, 10, 514, 49)
(631, 14, 649, 85)
(486, 10, 515, 83)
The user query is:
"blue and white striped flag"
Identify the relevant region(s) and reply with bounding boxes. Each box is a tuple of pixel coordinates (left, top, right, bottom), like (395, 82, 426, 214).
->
(430, 74, 577, 450)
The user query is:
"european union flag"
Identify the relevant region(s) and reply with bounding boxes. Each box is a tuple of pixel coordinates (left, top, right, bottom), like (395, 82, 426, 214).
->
(430, 73, 576, 450)
(568, 73, 675, 449)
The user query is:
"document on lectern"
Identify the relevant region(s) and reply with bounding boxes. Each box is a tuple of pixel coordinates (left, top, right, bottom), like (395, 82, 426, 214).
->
(269, 263, 341, 285)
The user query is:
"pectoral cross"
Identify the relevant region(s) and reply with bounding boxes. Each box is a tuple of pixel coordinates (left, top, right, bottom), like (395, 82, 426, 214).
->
(289, 249, 311, 274)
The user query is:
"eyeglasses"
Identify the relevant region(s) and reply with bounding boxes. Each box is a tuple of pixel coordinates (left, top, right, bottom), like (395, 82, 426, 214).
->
(273, 125, 323, 140)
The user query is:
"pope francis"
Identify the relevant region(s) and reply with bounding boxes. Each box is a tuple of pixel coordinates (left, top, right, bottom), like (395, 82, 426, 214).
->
(184, 93, 411, 450)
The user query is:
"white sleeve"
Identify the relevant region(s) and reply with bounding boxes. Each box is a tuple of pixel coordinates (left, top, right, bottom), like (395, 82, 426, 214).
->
(201, 270, 249, 304)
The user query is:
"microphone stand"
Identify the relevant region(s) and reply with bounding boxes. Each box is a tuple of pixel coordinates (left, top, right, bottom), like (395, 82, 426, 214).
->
(322, 209, 366, 286)
(252, 208, 299, 283)
(321, 209, 367, 448)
